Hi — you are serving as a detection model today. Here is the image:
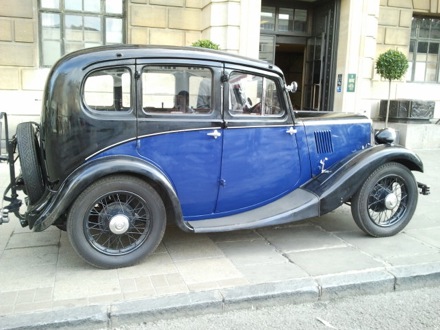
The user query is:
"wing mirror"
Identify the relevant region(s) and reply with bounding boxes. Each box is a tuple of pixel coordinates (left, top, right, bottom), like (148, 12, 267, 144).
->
(286, 81, 298, 93)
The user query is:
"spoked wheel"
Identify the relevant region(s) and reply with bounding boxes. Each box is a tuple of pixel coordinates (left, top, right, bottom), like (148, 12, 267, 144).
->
(67, 175, 166, 268)
(351, 162, 418, 237)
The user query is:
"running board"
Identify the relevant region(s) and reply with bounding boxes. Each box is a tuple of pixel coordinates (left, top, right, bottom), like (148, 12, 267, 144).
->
(186, 189, 319, 233)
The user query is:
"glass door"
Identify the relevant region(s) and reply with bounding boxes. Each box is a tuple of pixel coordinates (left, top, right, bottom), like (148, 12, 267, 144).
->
(303, 1, 339, 111)
(304, 35, 323, 110)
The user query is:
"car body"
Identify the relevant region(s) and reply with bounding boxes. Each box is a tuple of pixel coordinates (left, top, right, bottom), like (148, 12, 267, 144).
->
(0, 45, 430, 268)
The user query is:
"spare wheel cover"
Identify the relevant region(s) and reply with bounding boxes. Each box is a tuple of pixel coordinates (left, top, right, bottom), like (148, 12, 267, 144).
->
(16, 122, 45, 204)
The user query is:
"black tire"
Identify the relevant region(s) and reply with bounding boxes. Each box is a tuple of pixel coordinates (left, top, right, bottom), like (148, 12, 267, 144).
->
(16, 122, 45, 204)
(351, 162, 418, 237)
(67, 175, 166, 269)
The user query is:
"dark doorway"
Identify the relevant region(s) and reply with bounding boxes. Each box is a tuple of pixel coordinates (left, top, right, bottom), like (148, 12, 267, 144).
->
(260, 0, 339, 111)
(275, 44, 304, 110)
(303, 1, 339, 110)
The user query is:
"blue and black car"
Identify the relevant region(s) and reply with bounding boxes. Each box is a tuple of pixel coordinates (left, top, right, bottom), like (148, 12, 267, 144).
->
(0, 45, 430, 268)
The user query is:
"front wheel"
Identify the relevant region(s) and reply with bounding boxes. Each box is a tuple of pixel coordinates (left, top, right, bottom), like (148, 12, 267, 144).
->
(67, 175, 166, 269)
(351, 162, 418, 237)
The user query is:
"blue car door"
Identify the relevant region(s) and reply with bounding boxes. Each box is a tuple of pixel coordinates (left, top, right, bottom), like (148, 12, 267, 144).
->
(136, 60, 223, 218)
(215, 67, 303, 214)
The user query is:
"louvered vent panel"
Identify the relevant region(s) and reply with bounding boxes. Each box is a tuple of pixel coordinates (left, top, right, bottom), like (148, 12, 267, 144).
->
(314, 130, 334, 154)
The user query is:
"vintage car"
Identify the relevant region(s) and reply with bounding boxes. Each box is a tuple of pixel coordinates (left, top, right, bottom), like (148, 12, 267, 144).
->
(0, 45, 430, 269)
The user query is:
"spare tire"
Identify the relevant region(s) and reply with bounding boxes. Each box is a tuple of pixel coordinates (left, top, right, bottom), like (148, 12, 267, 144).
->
(16, 122, 45, 204)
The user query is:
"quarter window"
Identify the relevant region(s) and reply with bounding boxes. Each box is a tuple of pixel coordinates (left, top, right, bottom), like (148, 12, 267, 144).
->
(409, 16, 440, 82)
(84, 68, 131, 111)
(228, 72, 284, 117)
(39, 0, 124, 67)
(142, 66, 213, 115)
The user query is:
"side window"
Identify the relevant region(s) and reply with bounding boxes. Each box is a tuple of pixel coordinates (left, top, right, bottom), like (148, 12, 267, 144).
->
(83, 68, 131, 111)
(142, 66, 213, 115)
(228, 72, 284, 116)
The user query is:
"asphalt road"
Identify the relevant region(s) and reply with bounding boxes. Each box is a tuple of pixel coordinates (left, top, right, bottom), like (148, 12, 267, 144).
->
(113, 285, 440, 330)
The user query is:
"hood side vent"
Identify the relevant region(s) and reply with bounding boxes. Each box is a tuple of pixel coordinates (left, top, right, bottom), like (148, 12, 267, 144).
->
(314, 130, 334, 154)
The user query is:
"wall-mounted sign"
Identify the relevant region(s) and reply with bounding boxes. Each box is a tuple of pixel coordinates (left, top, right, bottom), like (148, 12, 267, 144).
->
(347, 73, 356, 92)
(337, 74, 342, 93)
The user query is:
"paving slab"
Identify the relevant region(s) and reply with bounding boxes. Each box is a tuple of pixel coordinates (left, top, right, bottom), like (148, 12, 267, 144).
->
(0, 149, 439, 329)
(286, 246, 384, 276)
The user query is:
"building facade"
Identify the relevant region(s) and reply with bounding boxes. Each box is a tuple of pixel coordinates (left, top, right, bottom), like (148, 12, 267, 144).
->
(0, 0, 439, 131)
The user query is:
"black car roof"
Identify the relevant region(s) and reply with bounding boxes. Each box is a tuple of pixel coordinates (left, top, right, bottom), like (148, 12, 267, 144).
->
(54, 44, 284, 76)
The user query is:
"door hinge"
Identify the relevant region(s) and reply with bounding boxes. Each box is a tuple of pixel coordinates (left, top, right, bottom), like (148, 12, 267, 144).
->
(221, 72, 228, 83)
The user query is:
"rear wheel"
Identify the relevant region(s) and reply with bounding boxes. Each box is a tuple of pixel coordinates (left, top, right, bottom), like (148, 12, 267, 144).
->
(16, 122, 45, 204)
(67, 175, 166, 268)
(351, 162, 418, 237)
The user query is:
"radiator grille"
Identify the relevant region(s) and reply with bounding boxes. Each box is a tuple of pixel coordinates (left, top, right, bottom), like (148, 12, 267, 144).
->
(314, 130, 334, 154)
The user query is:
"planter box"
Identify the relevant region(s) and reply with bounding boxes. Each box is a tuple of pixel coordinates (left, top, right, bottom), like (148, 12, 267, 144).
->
(379, 99, 434, 123)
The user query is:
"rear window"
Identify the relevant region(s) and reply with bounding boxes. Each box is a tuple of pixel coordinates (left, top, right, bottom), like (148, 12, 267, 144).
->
(83, 68, 131, 111)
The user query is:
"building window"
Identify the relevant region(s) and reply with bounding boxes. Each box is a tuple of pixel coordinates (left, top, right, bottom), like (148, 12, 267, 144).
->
(261, 6, 276, 31)
(260, 6, 308, 34)
(409, 16, 440, 82)
(39, 0, 124, 67)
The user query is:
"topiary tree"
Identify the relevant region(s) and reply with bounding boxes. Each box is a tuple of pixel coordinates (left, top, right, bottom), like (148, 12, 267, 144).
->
(376, 49, 409, 127)
(191, 39, 220, 50)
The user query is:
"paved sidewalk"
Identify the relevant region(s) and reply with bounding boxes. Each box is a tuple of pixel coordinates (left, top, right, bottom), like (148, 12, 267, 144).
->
(0, 150, 439, 329)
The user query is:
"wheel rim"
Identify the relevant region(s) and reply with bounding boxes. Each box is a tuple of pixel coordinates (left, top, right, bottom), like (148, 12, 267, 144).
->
(84, 191, 152, 256)
(367, 175, 408, 227)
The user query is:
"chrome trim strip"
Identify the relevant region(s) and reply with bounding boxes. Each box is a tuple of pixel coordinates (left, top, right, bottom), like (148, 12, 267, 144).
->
(86, 124, 296, 160)
(137, 126, 223, 140)
(137, 124, 292, 139)
(226, 124, 293, 129)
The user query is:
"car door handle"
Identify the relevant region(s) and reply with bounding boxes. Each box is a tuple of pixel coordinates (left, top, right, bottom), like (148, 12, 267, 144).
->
(207, 129, 222, 139)
(286, 127, 297, 135)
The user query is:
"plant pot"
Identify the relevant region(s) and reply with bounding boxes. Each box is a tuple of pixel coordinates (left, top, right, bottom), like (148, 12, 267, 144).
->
(379, 99, 434, 123)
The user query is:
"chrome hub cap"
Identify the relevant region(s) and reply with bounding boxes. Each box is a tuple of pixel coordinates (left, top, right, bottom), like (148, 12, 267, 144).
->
(384, 193, 398, 210)
(109, 214, 130, 234)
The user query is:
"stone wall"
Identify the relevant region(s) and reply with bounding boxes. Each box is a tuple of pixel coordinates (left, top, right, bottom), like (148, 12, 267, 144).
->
(128, 0, 203, 47)
(0, 0, 260, 131)
(334, 0, 380, 117)
(0, 0, 41, 131)
(127, 0, 260, 55)
(372, 0, 440, 119)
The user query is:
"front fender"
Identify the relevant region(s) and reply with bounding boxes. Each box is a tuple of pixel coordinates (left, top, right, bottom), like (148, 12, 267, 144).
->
(27, 156, 185, 232)
(302, 144, 424, 215)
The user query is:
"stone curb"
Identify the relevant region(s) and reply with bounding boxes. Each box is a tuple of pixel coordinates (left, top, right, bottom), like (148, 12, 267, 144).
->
(389, 261, 440, 290)
(0, 305, 108, 330)
(2, 264, 440, 330)
(110, 290, 224, 328)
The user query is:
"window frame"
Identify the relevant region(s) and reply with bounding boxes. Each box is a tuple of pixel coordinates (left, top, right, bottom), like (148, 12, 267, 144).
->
(140, 64, 215, 117)
(38, 0, 125, 67)
(82, 66, 133, 113)
(408, 16, 440, 83)
(227, 70, 286, 119)
(260, 5, 310, 36)
(223, 66, 290, 127)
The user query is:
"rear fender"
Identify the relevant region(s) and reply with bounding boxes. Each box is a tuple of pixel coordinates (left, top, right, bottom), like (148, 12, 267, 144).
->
(27, 156, 187, 232)
(302, 144, 424, 215)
